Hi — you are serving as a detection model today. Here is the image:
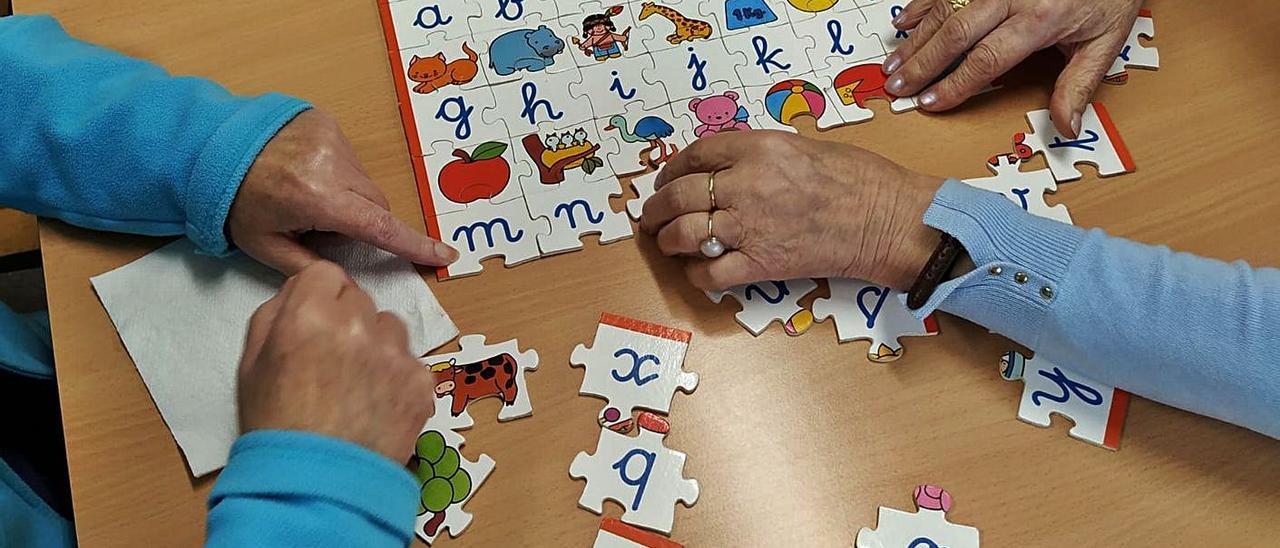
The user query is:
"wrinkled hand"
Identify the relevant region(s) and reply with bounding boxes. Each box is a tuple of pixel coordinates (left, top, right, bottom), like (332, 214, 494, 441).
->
(640, 131, 942, 291)
(237, 261, 433, 463)
(882, 0, 1143, 136)
(228, 110, 458, 275)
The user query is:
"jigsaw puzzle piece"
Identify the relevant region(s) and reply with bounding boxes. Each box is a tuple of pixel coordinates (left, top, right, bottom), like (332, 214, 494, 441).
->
(643, 39, 746, 103)
(855, 0, 912, 55)
(742, 74, 839, 131)
(527, 177, 634, 254)
(571, 313, 696, 428)
(406, 77, 508, 146)
(571, 50, 672, 116)
(594, 517, 685, 547)
(962, 156, 1072, 224)
(472, 14, 575, 86)
(812, 278, 939, 363)
(516, 120, 616, 195)
(569, 412, 700, 534)
(705, 278, 818, 335)
(558, 2, 658, 73)
(787, 4, 885, 76)
(422, 334, 541, 422)
(386, 0, 483, 45)
(634, 0, 717, 53)
(598, 100, 695, 177)
(855, 485, 979, 548)
(412, 401, 496, 545)
(467, 0, 566, 35)
(625, 170, 660, 220)
(721, 20, 817, 86)
(433, 198, 550, 279)
(999, 351, 1130, 450)
(422, 135, 530, 216)
(698, 0, 791, 33)
(1020, 102, 1135, 181)
(483, 67, 592, 137)
(1104, 9, 1158, 83)
(674, 79, 757, 137)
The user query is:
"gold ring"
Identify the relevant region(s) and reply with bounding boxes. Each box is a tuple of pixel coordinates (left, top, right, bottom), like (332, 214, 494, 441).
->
(708, 170, 718, 210)
(949, 0, 971, 12)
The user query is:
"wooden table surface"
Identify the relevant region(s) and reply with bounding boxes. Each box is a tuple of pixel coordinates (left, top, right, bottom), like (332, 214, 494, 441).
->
(20, 1, 1280, 546)
(0, 208, 38, 257)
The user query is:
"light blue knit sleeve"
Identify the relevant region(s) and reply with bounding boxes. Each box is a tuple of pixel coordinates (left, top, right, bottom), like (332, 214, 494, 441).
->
(0, 15, 311, 254)
(206, 431, 419, 547)
(910, 180, 1280, 439)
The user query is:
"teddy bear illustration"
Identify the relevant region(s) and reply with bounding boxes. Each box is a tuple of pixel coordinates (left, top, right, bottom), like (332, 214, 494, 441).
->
(688, 91, 751, 137)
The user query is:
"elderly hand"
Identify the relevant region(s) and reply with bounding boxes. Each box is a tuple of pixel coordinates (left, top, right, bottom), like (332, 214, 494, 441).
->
(882, 0, 1143, 136)
(237, 261, 434, 462)
(227, 110, 458, 275)
(639, 131, 943, 291)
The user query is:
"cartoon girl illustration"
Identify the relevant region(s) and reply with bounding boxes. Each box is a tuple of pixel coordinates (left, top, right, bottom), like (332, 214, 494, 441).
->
(573, 6, 631, 61)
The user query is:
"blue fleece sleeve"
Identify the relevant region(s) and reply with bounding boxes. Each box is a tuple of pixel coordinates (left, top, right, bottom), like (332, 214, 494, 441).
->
(207, 431, 418, 547)
(910, 180, 1280, 439)
(0, 15, 311, 254)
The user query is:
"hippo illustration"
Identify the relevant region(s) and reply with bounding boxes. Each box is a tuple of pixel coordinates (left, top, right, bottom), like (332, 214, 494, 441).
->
(488, 25, 566, 76)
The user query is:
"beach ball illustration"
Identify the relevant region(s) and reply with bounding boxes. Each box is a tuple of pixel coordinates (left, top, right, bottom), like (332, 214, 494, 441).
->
(764, 79, 825, 126)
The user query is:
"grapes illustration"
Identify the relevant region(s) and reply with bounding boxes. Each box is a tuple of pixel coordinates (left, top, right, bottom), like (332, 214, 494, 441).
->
(413, 430, 474, 537)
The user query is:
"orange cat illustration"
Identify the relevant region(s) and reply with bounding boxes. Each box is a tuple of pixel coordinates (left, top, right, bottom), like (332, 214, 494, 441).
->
(408, 42, 479, 94)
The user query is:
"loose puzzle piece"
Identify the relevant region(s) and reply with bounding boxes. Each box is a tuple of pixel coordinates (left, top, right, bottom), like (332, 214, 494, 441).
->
(1006, 102, 1135, 182)
(433, 198, 550, 278)
(421, 334, 541, 422)
(1000, 351, 1130, 450)
(1104, 9, 1158, 84)
(856, 485, 980, 548)
(594, 517, 684, 547)
(412, 397, 496, 545)
(571, 313, 697, 430)
(626, 170, 661, 220)
(962, 156, 1072, 225)
(570, 412, 700, 534)
(526, 178, 634, 254)
(812, 278, 940, 363)
(705, 278, 818, 336)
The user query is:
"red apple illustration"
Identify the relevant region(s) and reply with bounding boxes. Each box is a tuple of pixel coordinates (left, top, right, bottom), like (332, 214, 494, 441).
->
(437, 141, 511, 204)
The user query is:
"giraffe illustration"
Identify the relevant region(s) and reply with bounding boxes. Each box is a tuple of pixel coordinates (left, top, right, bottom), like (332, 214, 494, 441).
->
(638, 2, 713, 45)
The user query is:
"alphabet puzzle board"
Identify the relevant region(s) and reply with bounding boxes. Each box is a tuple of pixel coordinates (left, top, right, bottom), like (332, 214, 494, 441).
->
(376, 0, 927, 279)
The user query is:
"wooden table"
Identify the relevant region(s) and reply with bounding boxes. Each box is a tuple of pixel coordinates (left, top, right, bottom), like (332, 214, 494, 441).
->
(0, 209, 38, 258)
(21, 1, 1280, 545)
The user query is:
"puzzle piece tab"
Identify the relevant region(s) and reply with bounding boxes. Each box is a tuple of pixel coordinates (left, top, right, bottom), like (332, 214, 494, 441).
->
(856, 485, 980, 548)
(626, 170, 661, 220)
(570, 412, 700, 534)
(812, 278, 939, 363)
(1000, 351, 1130, 450)
(963, 156, 1072, 225)
(412, 397, 496, 545)
(705, 278, 818, 336)
(571, 313, 697, 429)
(421, 334, 540, 422)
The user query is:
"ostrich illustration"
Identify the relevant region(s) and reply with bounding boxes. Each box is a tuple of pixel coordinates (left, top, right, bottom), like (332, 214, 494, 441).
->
(604, 114, 679, 168)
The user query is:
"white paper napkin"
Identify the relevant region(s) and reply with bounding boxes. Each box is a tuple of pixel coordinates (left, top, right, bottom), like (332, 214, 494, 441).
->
(91, 238, 457, 477)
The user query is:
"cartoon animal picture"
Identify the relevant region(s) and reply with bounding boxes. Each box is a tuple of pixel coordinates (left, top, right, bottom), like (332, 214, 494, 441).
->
(605, 114, 679, 168)
(786, 0, 839, 12)
(430, 354, 520, 417)
(573, 6, 631, 61)
(689, 91, 751, 137)
(522, 128, 605, 183)
(832, 63, 896, 108)
(407, 42, 479, 94)
(638, 2, 713, 45)
(488, 25, 566, 76)
(412, 430, 474, 538)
